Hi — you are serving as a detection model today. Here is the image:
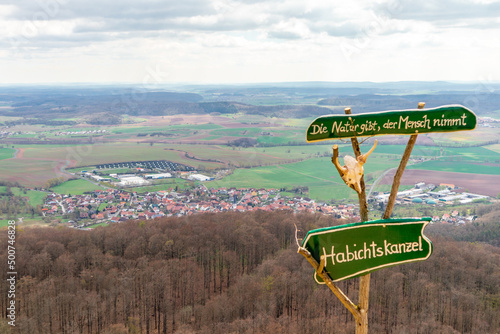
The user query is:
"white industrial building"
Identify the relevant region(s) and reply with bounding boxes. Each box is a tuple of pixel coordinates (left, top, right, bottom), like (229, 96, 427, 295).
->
(115, 175, 150, 187)
(188, 174, 213, 182)
(90, 175, 112, 182)
(145, 173, 172, 179)
(438, 192, 489, 204)
(374, 182, 491, 205)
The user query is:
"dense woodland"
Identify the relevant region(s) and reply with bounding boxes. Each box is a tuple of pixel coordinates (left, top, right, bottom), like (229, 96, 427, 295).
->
(1, 209, 499, 334)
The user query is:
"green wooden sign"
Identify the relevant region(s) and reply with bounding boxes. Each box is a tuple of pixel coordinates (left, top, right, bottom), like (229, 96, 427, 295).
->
(301, 218, 433, 282)
(306, 104, 476, 142)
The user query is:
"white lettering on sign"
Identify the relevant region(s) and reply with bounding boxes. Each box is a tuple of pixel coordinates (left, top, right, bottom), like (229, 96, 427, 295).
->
(331, 121, 359, 134)
(321, 237, 423, 266)
(310, 123, 328, 135)
(433, 113, 468, 127)
(331, 120, 380, 135)
(398, 114, 431, 130)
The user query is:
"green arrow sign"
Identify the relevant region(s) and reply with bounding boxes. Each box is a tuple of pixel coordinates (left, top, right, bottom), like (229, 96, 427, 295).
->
(302, 218, 433, 282)
(306, 104, 476, 142)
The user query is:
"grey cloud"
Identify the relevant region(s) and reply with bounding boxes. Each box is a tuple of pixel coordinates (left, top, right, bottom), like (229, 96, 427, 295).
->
(465, 18, 500, 30)
(373, 0, 500, 24)
(312, 0, 500, 40)
(6, 0, 497, 53)
(5, 0, 271, 34)
(267, 30, 302, 40)
(232, 0, 268, 3)
(4, 0, 214, 21)
(3, 31, 117, 52)
(3, 0, 344, 38)
(72, 16, 264, 34)
(311, 22, 361, 38)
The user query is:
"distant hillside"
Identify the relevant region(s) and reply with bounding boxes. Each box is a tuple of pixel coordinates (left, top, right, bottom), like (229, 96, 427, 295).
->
(235, 103, 338, 118)
(0, 92, 335, 120)
(0, 89, 204, 118)
(1, 84, 499, 120)
(318, 93, 500, 116)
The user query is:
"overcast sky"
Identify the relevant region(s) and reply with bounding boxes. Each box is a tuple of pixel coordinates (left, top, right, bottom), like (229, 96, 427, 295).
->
(1, 0, 499, 84)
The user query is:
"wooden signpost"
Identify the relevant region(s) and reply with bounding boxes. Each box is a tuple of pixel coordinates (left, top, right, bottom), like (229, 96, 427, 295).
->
(298, 103, 477, 333)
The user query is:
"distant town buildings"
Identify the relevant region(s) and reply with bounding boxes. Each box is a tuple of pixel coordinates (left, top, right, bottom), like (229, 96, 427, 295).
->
(478, 116, 500, 128)
(42, 186, 359, 228)
(373, 182, 489, 205)
(82, 169, 213, 187)
(144, 173, 172, 179)
(41, 180, 485, 229)
(115, 175, 150, 187)
(40, 168, 488, 229)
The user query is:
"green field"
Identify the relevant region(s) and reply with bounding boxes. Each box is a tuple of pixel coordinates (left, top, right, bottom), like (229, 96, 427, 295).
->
(486, 144, 500, 154)
(208, 155, 399, 201)
(0, 148, 15, 160)
(10, 134, 38, 138)
(210, 127, 263, 137)
(50, 177, 192, 195)
(110, 123, 223, 136)
(60, 127, 106, 132)
(0, 186, 46, 204)
(208, 165, 358, 202)
(169, 123, 223, 130)
(51, 179, 106, 195)
(0, 220, 12, 228)
(0, 115, 21, 121)
(11, 188, 47, 206)
(438, 146, 500, 162)
(256, 130, 303, 145)
(128, 178, 192, 193)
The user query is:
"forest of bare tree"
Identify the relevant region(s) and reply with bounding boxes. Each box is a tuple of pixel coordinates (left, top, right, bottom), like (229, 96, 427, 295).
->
(1, 209, 499, 334)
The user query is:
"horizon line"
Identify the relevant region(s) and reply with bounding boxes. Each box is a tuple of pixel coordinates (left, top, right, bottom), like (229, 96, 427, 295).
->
(1, 80, 499, 87)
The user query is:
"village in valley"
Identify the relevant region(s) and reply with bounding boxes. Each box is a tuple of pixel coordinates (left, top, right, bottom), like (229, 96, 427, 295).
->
(42, 185, 358, 228)
(40, 173, 486, 229)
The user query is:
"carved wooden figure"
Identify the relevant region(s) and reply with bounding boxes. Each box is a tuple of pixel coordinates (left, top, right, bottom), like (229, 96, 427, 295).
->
(331, 140, 377, 194)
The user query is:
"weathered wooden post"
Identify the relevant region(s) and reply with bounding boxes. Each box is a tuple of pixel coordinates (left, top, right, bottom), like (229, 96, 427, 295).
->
(342, 106, 372, 333)
(383, 102, 426, 219)
(299, 103, 477, 333)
